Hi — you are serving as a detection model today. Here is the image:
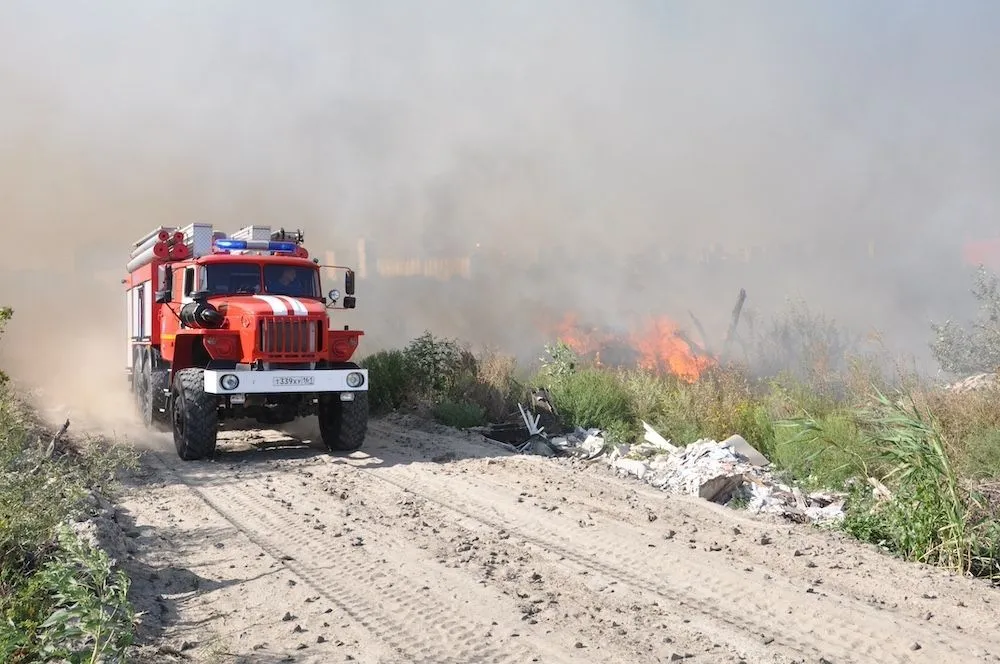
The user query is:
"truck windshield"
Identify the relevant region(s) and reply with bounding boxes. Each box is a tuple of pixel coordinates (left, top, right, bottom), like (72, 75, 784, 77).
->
(200, 264, 321, 298)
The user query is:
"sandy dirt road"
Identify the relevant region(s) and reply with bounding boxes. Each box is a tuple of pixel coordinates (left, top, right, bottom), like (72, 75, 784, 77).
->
(111, 415, 1000, 664)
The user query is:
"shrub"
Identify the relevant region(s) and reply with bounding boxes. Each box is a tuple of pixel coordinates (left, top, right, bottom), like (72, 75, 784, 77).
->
(1, 526, 136, 663)
(361, 349, 413, 414)
(773, 410, 876, 490)
(538, 341, 578, 379)
(930, 265, 1000, 375)
(404, 331, 471, 399)
(360, 335, 524, 425)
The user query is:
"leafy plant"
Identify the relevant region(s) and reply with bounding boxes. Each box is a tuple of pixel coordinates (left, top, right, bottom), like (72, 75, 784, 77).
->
(0, 373, 138, 662)
(538, 341, 578, 379)
(33, 526, 136, 663)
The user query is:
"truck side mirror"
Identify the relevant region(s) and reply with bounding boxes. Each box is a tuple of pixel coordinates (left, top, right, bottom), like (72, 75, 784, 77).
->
(344, 269, 355, 295)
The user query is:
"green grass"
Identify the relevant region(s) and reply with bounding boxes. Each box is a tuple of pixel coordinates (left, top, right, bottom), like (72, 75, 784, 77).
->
(431, 400, 487, 429)
(772, 410, 876, 490)
(548, 368, 638, 444)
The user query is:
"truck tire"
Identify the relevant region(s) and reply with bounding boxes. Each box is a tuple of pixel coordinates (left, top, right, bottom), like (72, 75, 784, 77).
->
(149, 367, 170, 427)
(318, 392, 368, 452)
(170, 368, 218, 461)
(138, 348, 170, 429)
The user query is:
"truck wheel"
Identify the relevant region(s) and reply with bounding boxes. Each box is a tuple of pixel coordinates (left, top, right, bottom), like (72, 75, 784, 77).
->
(171, 368, 218, 461)
(137, 349, 170, 429)
(148, 349, 170, 428)
(149, 368, 169, 427)
(134, 352, 152, 425)
(318, 392, 368, 452)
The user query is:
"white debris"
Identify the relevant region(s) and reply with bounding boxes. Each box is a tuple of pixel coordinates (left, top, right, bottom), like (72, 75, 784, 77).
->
(612, 458, 649, 480)
(642, 420, 678, 453)
(585, 432, 844, 524)
(719, 434, 769, 467)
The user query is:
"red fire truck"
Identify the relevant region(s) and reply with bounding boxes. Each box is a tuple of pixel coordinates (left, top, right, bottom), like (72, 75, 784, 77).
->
(124, 223, 368, 460)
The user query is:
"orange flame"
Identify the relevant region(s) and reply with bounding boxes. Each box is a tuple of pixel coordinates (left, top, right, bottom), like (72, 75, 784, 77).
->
(550, 312, 715, 382)
(629, 316, 715, 382)
(553, 312, 611, 356)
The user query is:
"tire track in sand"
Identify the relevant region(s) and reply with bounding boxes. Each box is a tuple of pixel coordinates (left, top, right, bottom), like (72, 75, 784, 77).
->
(145, 451, 562, 664)
(338, 453, 988, 664)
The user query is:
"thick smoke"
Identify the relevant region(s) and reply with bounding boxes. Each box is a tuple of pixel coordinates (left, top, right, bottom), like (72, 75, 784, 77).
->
(2, 1, 999, 427)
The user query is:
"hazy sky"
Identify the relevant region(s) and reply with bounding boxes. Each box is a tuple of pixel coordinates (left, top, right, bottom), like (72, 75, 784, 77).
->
(3, 1, 1000, 391)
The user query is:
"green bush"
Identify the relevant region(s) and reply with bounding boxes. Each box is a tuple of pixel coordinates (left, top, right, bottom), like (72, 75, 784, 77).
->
(361, 349, 413, 414)
(405, 331, 471, 399)
(361, 335, 522, 424)
(1, 526, 135, 663)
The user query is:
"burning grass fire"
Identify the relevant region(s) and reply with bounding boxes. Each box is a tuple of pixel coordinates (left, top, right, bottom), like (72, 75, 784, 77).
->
(551, 313, 716, 382)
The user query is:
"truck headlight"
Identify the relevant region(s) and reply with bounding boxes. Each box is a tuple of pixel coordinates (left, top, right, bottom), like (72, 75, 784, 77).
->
(220, 374, 240, 390)
(346, 371, 364, 388)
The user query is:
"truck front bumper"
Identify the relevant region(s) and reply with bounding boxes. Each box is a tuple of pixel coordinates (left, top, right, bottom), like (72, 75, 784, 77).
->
(203, 368, 368, 395)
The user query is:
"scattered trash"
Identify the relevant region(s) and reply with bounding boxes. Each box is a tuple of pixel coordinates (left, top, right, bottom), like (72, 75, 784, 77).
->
(482, 406, 847, 525)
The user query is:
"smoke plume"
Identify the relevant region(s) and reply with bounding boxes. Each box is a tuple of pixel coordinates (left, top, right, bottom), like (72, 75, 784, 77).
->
(2, 1, 999, 427)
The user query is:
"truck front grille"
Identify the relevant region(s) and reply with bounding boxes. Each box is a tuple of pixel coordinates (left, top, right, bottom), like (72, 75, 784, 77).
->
(258, 318, 322, 357)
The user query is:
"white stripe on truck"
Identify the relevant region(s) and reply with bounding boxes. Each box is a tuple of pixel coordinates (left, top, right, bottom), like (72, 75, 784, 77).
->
(253, 295, 288, 315)
(279, 296, 309, 316)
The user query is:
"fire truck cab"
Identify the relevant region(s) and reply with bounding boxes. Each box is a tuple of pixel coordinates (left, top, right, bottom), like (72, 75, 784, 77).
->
(125, 223, 368, 460)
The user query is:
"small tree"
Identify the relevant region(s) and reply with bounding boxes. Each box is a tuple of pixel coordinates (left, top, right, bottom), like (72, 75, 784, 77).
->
(931, 266, 1000, 376)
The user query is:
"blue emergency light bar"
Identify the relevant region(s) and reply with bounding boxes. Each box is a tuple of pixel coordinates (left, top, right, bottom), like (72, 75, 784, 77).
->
(214, 239, 298, 253)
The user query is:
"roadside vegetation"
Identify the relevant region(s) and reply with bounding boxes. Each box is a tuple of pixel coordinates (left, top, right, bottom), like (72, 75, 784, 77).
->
(0, 307, 138, 663)
(361, 272, 1000, 580)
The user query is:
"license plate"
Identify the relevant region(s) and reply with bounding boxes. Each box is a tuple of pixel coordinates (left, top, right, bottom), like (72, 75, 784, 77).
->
(273, 375, 315, 387)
